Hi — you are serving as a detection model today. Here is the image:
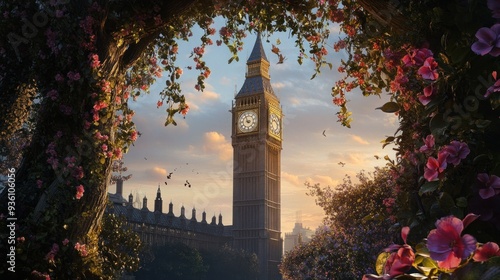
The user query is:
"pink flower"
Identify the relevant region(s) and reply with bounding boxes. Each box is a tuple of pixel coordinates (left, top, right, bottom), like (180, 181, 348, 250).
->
(473, 242, 500, 262)
(181, 104, 189, 116)
(55, 73, 64, 82)
(113, 148, 122, 159)
(67, 71, 81, 81)
(418, 85, 435, 105)
(419, 134, 435, 153)
(101, 144, 108, 152)
(477, 173, 500, 199)
(74, 242, 88, 257)
(75, 185, 84, 199)
(88, 53, 100, 68)
(402, 48, 433, 67)
(47, 89, 58, 101)
(418, 57, 439, 80)
(130, 130, 138, 141)
(426, 214, 478, 270)
(45, 243, 59, 263)
(383, 226, 415, 277)
(424, 151, 448, 181)
(443, 141, 470, 166)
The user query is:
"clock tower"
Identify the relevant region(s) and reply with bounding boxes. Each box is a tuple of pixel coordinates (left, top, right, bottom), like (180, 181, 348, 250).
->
(232, 34, 283, 280)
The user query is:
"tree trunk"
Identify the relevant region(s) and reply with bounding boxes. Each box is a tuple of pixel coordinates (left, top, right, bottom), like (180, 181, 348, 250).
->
(357, 0, 409, 34)
(1, 0, 199, 277)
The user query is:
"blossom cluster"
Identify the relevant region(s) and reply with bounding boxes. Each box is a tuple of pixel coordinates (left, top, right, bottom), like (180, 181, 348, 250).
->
(364, 215, 500, 279)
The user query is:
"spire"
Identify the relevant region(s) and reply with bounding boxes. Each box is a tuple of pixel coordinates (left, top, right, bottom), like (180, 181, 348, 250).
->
(247, 32, 268, 63)
(236, 33, 274, 98)
(154, 185, 162, 213)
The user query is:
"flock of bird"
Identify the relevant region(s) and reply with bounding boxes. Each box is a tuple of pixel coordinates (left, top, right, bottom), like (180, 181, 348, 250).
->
(160, 162, 196, 188)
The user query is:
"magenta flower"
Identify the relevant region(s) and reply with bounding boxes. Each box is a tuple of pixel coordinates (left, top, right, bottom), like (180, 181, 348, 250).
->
(383, 226, 415, 277)
(419, 134, 435, 153)
(424, 151, 448, 181)
(471, 24, 500, 57)
(418, 57, 439, 80)
(443, 141, 470, 166)
(402, 48, 433, 67)
(427, 214, 478, 270)
(477, 173, 500, 199)
(488, 0, 500, 18)
(75, 185, 84, 200)
(473, 242, 500, 262)
(418, 85, 436, 105)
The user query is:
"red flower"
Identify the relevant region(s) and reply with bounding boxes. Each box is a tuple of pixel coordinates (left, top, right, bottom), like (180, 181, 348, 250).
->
(424, 151, 448, 181)
(418, 57, 439, 80)
(473, 242, 500, 262)
(418, 85, 435, 105)
(383, 227, 415, 277)
(426, 214, 478, 270)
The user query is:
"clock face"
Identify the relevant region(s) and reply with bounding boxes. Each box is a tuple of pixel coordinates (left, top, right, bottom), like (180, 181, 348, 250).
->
(238, 110, 258, 133)
(269, 113, 281, 136)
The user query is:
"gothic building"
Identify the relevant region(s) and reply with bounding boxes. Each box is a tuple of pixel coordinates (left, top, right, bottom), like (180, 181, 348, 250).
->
(109, 35, 282, 280)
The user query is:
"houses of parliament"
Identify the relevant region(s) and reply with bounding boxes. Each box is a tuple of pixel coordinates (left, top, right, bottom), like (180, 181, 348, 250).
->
(109, 35, 283, 280)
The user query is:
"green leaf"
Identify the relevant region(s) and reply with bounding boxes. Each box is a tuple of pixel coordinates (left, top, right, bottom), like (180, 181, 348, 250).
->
(451, 256, 500, 280)
(419, 181, 439, 196)
(376, 102, 399, 113)
(475, 119, 491, 129)
(429, 113, 448, 137)
(439, 192, 456, 210)
(456, 197, 467, 208)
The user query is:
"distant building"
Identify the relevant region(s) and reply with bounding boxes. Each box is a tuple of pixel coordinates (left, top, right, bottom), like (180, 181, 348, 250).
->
(108, 34, 283, 280)
(109, 183, 232, 251)
(284, 222, 314, 252)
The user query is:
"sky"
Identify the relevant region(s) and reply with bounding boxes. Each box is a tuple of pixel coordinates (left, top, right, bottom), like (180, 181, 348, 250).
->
(115, 21, 398, 235)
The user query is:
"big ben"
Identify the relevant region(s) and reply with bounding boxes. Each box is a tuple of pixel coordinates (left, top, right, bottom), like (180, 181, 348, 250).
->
(232, 34, 283, 280)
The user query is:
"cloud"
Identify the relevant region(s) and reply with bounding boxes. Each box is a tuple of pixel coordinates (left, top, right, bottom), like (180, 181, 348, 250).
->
(185, 89, 220, 111)
(281, 171, 302, 186)
(272, 82, 286, 90)
(349, 134, 370, 145)
(143, 166, 168, 182)
(203, 131, 232, 161)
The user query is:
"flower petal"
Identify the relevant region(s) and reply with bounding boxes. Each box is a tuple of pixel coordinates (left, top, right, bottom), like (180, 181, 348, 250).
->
(462, 213, 479, 229)
(472, 42, 494, 55)
(476, 27, 497, 42)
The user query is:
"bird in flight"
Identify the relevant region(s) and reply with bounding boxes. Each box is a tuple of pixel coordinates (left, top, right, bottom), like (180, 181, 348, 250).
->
(184, 180, 191, 188)
(322, 130, 326, 137)
(167, 172, 173, 179)
(338, 162, 346, 167)
(277, 54, 286, 64)
(144, 157, 147, 160)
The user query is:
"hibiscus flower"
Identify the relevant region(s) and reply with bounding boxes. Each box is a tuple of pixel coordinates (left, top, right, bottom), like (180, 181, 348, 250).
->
(426, 214, 478, 270)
